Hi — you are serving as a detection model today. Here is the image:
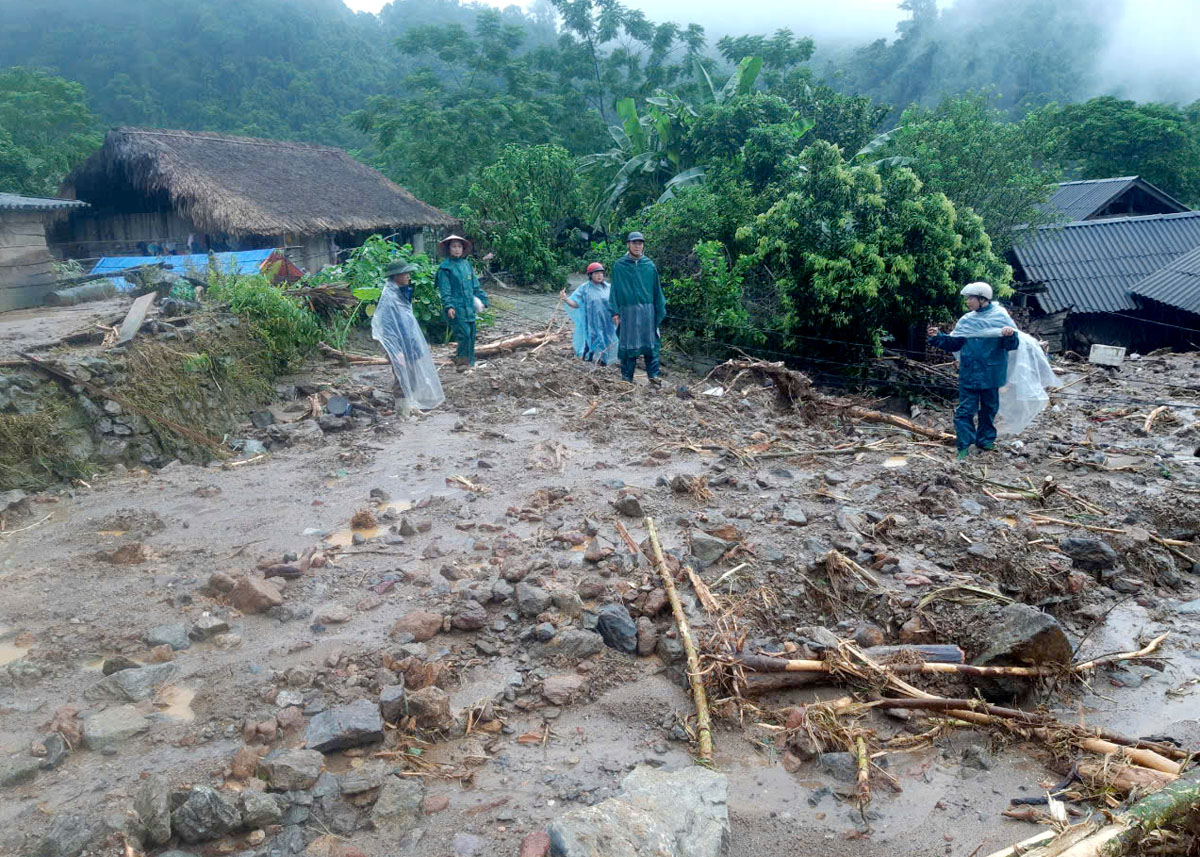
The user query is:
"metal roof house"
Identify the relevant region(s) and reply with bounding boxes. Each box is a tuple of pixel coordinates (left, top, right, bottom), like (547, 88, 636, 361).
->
(50, 127, 456, 271)
(1010, 210, 1200, 352)
(1040, 176, 1189, 222)
(0, 192, 88, 311)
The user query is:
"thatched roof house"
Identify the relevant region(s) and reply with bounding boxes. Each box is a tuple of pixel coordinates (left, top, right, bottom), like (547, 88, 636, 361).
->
(51, 128, 455, 269)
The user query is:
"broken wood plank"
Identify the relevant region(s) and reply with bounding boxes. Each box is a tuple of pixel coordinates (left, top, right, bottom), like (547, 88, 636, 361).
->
(117, 292, 156, 345)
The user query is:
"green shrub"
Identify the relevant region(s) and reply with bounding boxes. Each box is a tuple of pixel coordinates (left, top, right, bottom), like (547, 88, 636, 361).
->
(207, 271, 322, 371)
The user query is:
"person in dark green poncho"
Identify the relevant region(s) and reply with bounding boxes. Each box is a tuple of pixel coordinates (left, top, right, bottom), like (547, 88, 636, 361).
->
(608, 231, 666, 384)
(435, 234, 489, 367)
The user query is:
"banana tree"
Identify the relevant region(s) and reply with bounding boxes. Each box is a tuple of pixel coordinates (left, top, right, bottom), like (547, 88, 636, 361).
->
(692, 55, 763, 105)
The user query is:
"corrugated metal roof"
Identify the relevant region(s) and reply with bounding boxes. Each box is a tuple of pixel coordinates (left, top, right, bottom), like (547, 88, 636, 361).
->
(90, 249, 279, 291)
(0, 192, 87, 212)
(1130, 245, 1200, 316)
(1012, 211, 1200, 314)
(1041, 177, 1140, 222)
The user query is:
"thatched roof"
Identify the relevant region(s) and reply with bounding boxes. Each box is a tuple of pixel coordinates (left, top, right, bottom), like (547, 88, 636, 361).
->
(61, 127, 455, 237)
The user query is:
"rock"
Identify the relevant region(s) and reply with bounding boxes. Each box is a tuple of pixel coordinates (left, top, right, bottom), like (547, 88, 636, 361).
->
(1058, 537, 1119, 571)
(689, 532, 731, 569)
(552, 589, 585, 617)
(231, 745, 262, 780)
(339, 760, 392, 794)
(81, 705, 150, 749)
(520, 831, 552, 857)
(516, 582, 553, 617)
(371, 778, 424, 835)
(39, 733, 69, 770)
(305, 700, 384, 753)
(781, 503, 808, 526)
(229, 576, 284, 613)
(391, 611, 443, 642)
(0, 755, 42, 787)
(379, 684, 407, 722)
(548, 766, 728, 857)
(451, 600, 488, 631)
(189, 614, 230, 640)
(453, 833, 486, 856)
(1177, 598, 1200, 615)
(406, 686, 454, 731)
(613, 495, 644, 518)
(316, 605, 352, 624)
(819, 752, 859, 782)
(423, 795, 450, 815)
(100, 655, 140, 675)
(147, 623, 191, 651)
(135, 774, 172, 845)
(207, 571, 237, 593)
(34, 814, 104, 857)
(853, 624, 885, 648)
(259, 748, 325, 790)
(656, 635, 684, 664)
(636, 617, 658, 656)
(84, 662, 177, 702)
(171, 786, 242, 843)
(899, 616, 933, 644)
(966, 543, 997, 560)
(543, 674, 588, 706)
(240, 790, 283, 827)
(545, 630, 605, 659)
(974, 603, 1072, 667)
(596, 604, 637, 654)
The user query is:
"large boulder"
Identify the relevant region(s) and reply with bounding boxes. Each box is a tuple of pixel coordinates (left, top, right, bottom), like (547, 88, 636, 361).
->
(689, 532, 731, 569)
(81, 705, 150, 750)
(305, 700, 384, 753)
(1058, 537, 1119, 571)
(84, 662, 177, 702)
(170, 786, 242, 843)
(548, 766, 728, 857)
(134, 774, 172, 845)
(973, 603, 1073, 668)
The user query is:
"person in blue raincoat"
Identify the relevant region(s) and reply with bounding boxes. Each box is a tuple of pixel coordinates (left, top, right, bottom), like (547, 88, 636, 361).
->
(928, 282, 1018, 460)
(371, 259, 444, 415)
(559, 262, 618, 366)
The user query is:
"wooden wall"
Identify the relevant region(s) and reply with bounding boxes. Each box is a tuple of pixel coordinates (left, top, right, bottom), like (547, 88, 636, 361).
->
(49, 209, 200, 259)
(0, 210, 55, 312)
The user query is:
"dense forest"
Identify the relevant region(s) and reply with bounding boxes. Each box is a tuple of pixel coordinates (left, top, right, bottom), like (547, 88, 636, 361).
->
(2, 0, 1199, 357)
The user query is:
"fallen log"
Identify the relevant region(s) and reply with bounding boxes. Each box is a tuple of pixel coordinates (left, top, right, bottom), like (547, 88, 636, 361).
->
(646, 516, 713, 764)
(1076, 760, 1177, 797)
(318, 330, 564, 367)
(839, 404, 955, 443)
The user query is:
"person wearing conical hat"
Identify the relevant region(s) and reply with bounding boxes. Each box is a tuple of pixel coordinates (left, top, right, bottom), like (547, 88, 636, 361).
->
(371, 259, 444, 415)
(435, 234, 489, 368)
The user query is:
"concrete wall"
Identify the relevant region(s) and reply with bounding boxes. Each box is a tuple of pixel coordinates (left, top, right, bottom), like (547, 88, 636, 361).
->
(0, 210, 55, 311)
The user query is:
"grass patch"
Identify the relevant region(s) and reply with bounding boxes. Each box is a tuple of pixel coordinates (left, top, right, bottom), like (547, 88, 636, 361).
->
(0, 399, 94, 491)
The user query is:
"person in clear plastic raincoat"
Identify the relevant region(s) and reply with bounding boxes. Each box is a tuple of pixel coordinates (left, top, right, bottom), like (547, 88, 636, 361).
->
(928, 282, 1059, 460)
(560, 262, 618, 366)
(371, 260, 444, 414)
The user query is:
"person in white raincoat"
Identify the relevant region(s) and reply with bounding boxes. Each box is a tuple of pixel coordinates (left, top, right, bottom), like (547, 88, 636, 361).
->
(371, 260, 444, 414)
(928, 282, 1060, 460)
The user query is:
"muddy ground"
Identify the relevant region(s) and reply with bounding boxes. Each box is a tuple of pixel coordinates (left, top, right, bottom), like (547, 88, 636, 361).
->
(1, 289, 1199, 857)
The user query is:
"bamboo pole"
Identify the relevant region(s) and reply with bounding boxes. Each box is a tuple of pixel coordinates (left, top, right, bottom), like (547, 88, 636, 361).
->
(854, 735, 871, 817)
(646, 517, 713, 765)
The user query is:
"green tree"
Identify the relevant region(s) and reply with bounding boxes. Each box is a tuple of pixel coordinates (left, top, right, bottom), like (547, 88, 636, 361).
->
(0, 68, 101, 196)
(715, 29, 813, 88)
(1038, 96, 1200, 205)
(881, 94, 1059, 246)
(774, 69, 889, 154)
(461, 144, 583, 286)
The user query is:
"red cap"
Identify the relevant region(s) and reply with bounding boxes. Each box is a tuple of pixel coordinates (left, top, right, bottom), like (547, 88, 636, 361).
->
(586, 262, 605, 274)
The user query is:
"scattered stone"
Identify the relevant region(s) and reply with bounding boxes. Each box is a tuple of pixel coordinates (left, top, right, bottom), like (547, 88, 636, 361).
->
(0, 755, 42, 787)
(1058, 537, 1119, 571)
(781, 503, 808, 526)
(316, 605, 352, 624)
(853, 624, 885, 648)
(147, 623, 191, 651)
(613, 495, 644, 518)
(338, 760, 392, 794)
(259, 748, 325, 790)
(39, 733, 69, 770)
(84, 662, 177, 702)
(453, 832, 486, 856)
(171, 786, 242, 843)
(189, 614, 230, 640)
(819, 751, 860, 782)
(391, 611, 443, 642)
(231, 745, 263, 780)
(100, 655, 140, 675)
(636, 617, 658, 656)
(966, 543, 998, 560)
(423, 795, 450, 815)
(656, 635, 684, 664)
(207, 571, 237, 593)
(548, 766, 728, 857)
(689, 531, 731, 569)
(305, 700, 384, 753)
(210, 632, 242, 650)
(135, 774, 172, 845)
(229, 576, 284, 613)
(545, 630, 605, 659)
(543, 674, 588, 706)
(379, 684, 407, 722)
(34, 813, 104, 857)
(596, 604, 637, 654)
(81, 705, 150, 750)
(974, 603, 1072, 667)
(520, 831, 552, 857)
(552, 589, 585, 617)
(451, 600, 488, 631)
(406, 686, 454, 731)
(240, 790, 283, 827)
(371, 778, 424, 835)
(516, 582, 553, 617)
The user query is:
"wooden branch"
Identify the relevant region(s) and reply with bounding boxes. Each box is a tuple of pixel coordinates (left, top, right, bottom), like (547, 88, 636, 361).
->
(854, 735, 871, 816)
(612, 520, 640, 556)
(317, 342, 388, 364)
(838, 404, 955, 442)
(646, 516, 713, 764)
(685, 566, 719, 613)
(980, 831, 1057, 857)
(1076, 761, 1177, 797)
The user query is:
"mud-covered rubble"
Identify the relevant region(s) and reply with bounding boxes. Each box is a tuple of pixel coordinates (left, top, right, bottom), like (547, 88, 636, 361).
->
(1, 307, 1199, 857)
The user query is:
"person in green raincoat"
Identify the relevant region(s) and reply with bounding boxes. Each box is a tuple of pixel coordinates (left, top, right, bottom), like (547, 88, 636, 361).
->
(608, 231, 666, 384)
(436, 234, 489, 367)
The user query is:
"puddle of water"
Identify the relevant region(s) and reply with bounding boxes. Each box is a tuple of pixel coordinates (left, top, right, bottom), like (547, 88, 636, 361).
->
(1000, 516, 1018, 527)
(79, 656, 106, 672)
(96, 530, 127, 537)
(0, 641, 30, 666)
(882, 456, 907, 469)
(155, 686, 196, 722)
(324, 501, 412, 548)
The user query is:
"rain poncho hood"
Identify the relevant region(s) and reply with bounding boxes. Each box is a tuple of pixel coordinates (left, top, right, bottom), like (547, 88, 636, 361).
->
(608, 253, 666, 360)
(948, 303, 1060, 435)
(567, 280, 618, 364)
(371, 280, 445, 411)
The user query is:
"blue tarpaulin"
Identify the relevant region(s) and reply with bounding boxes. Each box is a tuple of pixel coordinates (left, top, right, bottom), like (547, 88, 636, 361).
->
(90, 249, 280, 291)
